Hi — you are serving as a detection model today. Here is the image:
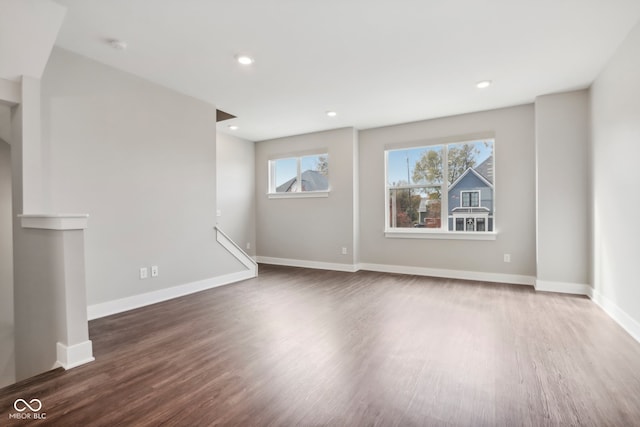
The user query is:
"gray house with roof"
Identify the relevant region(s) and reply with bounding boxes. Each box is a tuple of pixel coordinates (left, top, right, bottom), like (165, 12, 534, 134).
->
(448, 156, 494, 231)
(417, 156, 494, 231)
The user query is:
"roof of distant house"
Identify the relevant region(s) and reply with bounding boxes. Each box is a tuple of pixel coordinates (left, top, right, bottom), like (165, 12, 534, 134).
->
(276, 170, 328, 192)
(474, 155, 494, 184)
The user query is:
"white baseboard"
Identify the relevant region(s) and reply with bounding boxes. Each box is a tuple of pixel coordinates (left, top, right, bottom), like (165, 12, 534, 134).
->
(87, 270, 255, 320)
(534, 280, 592, 295)
(591, 289, 640, 343)
(54, 341, 94, 370)
(256, 257, 534, 285)
(256, 256, 359, 273)
(358, 262, 535, 286)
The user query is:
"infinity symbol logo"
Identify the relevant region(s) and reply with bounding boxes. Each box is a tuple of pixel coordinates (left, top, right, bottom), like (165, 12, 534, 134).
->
(13, 398, 43, 412)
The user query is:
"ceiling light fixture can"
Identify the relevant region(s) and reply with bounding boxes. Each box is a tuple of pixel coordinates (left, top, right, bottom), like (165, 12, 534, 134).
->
(476, 80, 492, 89)
(236, 55, 254, 65)
(326, 111, 337, 117)
(228, 125, 239, 130)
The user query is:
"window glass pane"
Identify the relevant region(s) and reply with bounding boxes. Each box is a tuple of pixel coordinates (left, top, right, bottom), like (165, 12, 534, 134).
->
(273, 158, 297, 193)
(417, 188, 442, 228)
(387, 146, 443, 186)
(447, 139, 494, 232)
(471, 192, 479, 207)
(389, 187, 440, 228)
(300, 154, 329, 191)
(447, 140, 494, 185)
(462, 192, 471, 207)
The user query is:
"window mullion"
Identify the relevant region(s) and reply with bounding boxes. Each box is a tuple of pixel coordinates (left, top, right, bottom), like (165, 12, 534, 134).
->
(296, 158, 302, 192)
(441, 146, 448, 231)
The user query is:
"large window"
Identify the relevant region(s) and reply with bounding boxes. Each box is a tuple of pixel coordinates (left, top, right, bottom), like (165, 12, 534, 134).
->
(269, 153, 329, 194)
(385, 139, 494, 234)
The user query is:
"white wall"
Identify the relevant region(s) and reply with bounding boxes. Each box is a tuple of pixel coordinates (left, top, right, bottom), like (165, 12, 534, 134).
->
(535, 90, 589, 288)
(359, 105, 536, 278)
(590, 21, 640, 332)
(216, 132, 256, 256)
(41, 48, 244, 306)
(255, 128, 358, 266)
(0, 135, 15, 387)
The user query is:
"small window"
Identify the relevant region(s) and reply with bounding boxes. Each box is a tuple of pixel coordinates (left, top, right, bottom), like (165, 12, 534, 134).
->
(461, 191, 480, 207)
(269, 153, 329, 194)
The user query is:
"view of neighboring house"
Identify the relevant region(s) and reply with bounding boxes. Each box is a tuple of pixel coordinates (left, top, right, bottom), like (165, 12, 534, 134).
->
(276, 170, 329, 192)
(418, 155, 494, 231)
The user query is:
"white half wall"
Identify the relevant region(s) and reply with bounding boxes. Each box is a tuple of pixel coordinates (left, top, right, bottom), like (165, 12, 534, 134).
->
(216, 132, 256, 257)
(590, 21, 640, 331)
(535, 90, 589, 287)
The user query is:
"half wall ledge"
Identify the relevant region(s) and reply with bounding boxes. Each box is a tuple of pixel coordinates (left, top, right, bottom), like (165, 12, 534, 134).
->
(19, 213, 89, 230)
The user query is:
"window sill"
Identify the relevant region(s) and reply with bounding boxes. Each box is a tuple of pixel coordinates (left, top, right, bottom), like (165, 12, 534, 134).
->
(385, 229, 497, 240)
(267, 191, 329, 199)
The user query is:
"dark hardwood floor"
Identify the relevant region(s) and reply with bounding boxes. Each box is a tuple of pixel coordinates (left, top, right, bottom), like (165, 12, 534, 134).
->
(2, 264, 640, 426)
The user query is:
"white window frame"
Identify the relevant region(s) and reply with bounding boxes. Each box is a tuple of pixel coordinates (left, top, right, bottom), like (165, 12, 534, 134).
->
(384, 137, 496, 240)
(268, 152, 329, 199)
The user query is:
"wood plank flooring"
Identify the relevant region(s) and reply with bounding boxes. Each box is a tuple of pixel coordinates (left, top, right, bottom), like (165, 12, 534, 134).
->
(2, 264, 640, 426)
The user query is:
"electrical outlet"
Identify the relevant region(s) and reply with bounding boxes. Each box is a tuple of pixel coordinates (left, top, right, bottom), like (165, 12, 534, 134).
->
(341, 247, 348, 255)
(140, 267, 148, 279)
(216, 209, 222, 217)
(246, 242, 251, 250)
(504, 254, 511, 263)
(151, 265, 159, 277)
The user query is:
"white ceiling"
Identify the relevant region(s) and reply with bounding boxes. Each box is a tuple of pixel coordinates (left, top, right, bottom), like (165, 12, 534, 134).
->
(0, 0, 66, 81)
(52, 0, 640, 142)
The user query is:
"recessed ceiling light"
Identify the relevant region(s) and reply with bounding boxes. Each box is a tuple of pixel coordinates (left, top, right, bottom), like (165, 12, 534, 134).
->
(476, 80, 492, 89)
(326, 111, 337, 117)
(228, 125, 239, 131)
(109, 39, 127, 51)
(236, 55, 254, 65)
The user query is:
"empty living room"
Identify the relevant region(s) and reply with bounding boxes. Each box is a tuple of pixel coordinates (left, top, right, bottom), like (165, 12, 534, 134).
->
(1, 0, 640, 425)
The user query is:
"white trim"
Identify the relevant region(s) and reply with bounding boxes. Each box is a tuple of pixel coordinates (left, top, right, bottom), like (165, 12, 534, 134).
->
(358, 262, 535, 286)
(87, 270, 255, 320)
(256, 256, 359, 273)
(450, 167, 494, 190)
(54, 341, 94, 370)
(256, 258, 532, 285)
(267, 191, 329, 199)
(591, 289, 640, 344)
(385, 230, 497, 240)
(20, 214, 89, 230)
(383, 132, 495, 151)
(215, 226, 257, 276)
(534, 280, 592, 295)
